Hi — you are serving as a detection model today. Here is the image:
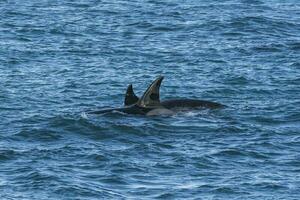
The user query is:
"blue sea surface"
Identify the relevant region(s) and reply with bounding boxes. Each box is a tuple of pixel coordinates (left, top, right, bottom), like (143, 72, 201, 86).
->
(1, 0, 300, 199)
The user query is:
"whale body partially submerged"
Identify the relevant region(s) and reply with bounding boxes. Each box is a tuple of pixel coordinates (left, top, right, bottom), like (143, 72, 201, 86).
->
(88, 76, 225, 116)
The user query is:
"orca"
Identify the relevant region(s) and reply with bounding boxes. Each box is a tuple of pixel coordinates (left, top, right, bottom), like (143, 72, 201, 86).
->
(88, 76, 224, 116)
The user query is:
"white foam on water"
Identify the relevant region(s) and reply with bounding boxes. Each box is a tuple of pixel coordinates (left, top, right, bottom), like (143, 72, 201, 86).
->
(80, 112, 88, 119)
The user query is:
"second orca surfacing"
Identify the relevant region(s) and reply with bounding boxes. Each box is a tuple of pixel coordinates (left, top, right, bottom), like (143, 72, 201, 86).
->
(88, 76, 225, 116)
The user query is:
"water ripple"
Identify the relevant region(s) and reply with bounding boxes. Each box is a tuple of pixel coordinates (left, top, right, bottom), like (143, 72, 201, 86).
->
(1, 0, 300, 199)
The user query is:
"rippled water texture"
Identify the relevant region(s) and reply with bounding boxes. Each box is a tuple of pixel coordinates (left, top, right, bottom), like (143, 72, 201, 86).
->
(1, 0, 300, 199)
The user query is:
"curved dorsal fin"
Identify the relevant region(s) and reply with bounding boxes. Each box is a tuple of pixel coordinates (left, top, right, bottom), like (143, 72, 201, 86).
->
(124, 84, 139, 106)
(137, 76, 164, 108)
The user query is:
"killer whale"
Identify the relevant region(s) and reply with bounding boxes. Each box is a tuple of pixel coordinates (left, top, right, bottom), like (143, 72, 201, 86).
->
(88, 76, 168, 115)
(124, 78, 224, 110)
(88, 76, 224, 116)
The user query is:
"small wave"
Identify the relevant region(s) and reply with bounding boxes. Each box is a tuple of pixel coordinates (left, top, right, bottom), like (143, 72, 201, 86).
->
(288, 42, 300, 51)
(252, 44, 284, 53)
(86, 153, 109, 162)
(290, 62, 300, 68)
(14, 129, 61, 142)
(17, 171, 54, 182)
(251, 181, 289, 190)
(213, 186, 236, 194)
(0, 149, 17, 161)
(210, 149, 246, 157)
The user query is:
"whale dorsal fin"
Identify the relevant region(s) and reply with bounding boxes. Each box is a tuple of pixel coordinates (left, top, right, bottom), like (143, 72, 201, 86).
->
(137, 76, 164, 108)
(124, 84, 139, 106)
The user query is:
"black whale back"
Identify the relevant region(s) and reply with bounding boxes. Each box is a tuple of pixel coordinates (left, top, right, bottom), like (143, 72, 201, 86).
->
(161, 99, 225, 109)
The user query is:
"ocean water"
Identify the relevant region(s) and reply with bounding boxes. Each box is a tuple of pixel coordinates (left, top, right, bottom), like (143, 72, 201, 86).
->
(1, 0, 300, 199)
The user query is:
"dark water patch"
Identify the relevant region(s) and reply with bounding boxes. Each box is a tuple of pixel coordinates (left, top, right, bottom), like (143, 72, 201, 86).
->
(99, 175, 129, 186)
(14, 170, 60, 187)
(155, 192, 176, 199)
(288, 42, 300, 51)
(252, 44, 286, 53)
(0, 149, 17, 161)
(47, 115, 111, 138)
(245, 150, 270, 160)
(290, 62, 300, 67)
(54, 184, 125, 200)
(240, 0, 264, 5)
(221, 31, 246, 37)
(281, 159, 300, 168)
(65, 2, 92, 8)
(252, 181, 289, 191)
(86, 153, 110, 162)
(150, 24, 184, 32)
(205, 58, 227, 64)
(13, 129, 62, 142)
(213, 186, 237, 194)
